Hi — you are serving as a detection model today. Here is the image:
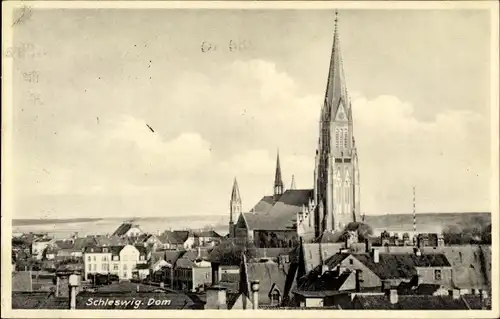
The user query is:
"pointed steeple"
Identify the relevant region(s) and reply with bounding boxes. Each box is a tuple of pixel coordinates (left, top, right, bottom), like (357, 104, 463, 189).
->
(324, 10, 350, 121)
(273, 149, 284, 199)
(231, 177, 241, 203)
(229, 177, 242, 237)
(290, 175, 296, 190)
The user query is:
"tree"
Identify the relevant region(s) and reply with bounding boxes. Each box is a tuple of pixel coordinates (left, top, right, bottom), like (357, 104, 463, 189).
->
(210, 238, 257, 265)
(482, 224, 492, 244)
(338, 222, 373, 242)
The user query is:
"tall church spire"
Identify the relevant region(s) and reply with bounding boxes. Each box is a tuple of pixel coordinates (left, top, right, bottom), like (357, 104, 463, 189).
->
(274, 149, 284, 199)
(229, 177, 242, 238)
(324, 10, 349, 121)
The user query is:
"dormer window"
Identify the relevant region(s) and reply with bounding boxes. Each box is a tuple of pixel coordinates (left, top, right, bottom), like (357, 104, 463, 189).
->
(269, 286, 281, 306)
(103, 248, 108, 253)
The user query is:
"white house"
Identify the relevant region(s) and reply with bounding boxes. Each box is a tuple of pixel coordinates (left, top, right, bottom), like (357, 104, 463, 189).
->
(83, 246, 112, 279)
(112, 222, 143, 238)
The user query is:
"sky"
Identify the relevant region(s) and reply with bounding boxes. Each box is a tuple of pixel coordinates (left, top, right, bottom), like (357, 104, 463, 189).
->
(10, 8, 492, 219)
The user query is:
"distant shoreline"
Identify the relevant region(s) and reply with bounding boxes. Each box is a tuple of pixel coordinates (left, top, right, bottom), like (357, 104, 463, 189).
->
(12, 218, 104, 226)
(11, 212, 490, 227)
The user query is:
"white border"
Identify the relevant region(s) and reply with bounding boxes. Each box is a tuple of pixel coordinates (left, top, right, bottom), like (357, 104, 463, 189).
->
(1, 1, 499, 318)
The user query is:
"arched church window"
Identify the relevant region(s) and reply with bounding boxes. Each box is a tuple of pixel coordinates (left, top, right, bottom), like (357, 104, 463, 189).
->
(339, 129, 343, 149)
(345, 171, 351, 215)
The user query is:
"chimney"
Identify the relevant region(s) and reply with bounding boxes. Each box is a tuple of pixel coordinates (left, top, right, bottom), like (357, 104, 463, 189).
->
(415, 248, 422, 257)
(211, 262, 220, 285)
(251, 280, 260, 310)
(389, 289, 398, 304)
(321, 264, 329, 275)
(68, 274, 80, 310)
(365, 238, 372, 253)
(452, 289, 460, 300)
(355, 270, 362, 292)
(205, 285, 227, 309)
(372, 248, 379, 263)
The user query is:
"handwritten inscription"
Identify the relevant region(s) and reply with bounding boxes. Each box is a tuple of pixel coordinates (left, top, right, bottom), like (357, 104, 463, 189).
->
(22, 70, 39, 83)
(3, 43, 45, 60)
(29, 91, 43, 105)
(12, 5, 33, 27)
(201, 40, 253, 53)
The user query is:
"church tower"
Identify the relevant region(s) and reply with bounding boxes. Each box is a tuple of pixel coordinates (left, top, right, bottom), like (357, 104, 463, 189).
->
(273, 150, 284, 201)
(313, 11, 361, 238)
(229, 177, 242, 238)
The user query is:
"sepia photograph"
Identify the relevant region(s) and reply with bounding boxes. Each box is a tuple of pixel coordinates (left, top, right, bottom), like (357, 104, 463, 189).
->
(1, 1, 498, 317)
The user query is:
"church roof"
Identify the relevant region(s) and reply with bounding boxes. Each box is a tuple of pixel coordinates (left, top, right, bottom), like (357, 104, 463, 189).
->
(245, 189, 313, 231)
(250, 196, 276, 214)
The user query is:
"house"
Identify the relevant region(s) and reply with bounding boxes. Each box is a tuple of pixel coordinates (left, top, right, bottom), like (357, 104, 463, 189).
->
(291, 247, 454, 308)
(171, 248, 213, 292)
(112, 221, 143, 238)
(83, 246, 112, 279)
(192, 230, 223, 247)
(84, 245, 148, 280)
(133, 263, 150, 280)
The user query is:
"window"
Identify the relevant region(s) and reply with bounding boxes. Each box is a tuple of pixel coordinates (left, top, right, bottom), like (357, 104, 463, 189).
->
(113, 264, 119, 271)
(92, 264, 96, 271)
(434, 269, 442, 281)
(459, 252, 463, 263)
(88, 256, 91, 262)
(349, 259, 354, 265)
(88, 264, 92, 271)
(339, 129, 344, 149)
(270, 289, 281, 306)
(103, 248, 108, 253)
(335, 128, 340, 148)
(102, 256, 107, 262)
(102, 264, 107, 271)
(93, 256, 96, 262)
(343, 128, 348, 148)
(140, 255, 144, 261)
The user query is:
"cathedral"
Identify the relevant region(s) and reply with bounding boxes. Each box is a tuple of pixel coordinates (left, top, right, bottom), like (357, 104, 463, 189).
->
(229, 13, 361, 245)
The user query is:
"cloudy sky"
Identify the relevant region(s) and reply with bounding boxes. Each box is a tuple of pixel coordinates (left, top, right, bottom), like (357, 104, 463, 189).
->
(11, 8, 492, 219)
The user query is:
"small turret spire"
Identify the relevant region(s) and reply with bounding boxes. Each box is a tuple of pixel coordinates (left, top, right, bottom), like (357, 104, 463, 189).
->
(274, 149, 284, 199)
(290, 174, 296, 190)
(231, 177, 241, 203)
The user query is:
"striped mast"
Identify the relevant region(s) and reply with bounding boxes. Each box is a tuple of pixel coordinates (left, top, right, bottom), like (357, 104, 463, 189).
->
(413, 186, 416, 234)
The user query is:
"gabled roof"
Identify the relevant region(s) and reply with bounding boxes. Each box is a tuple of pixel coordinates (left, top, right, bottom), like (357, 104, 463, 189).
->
(250, 196, 276, 214)
(243, 261, 291, 305)
(352, 253, 451, 280)
(244, 189, 313, 231)
(112, 222, 133, 236)
(193, 230, 222, 238)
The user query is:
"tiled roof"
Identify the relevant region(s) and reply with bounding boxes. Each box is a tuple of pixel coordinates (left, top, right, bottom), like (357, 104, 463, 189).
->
(420, 245, 490, 290)
(193, 230, 222, 238)
(246, 190, 313, 230)
(251, 196, 276, 213)
(151, 250, 183, 265)
(53, 240, 75, 250)
(353, 294, 471, 310)
(158, 230, 191, 244)
(93, 235, 128, 246)
(112, 222, 133, 236)
(12, 271, 33, 292)
(353, 253, 451, 280)
(302, 242, 345, 272)
(244, 261, 290, 305)
(299, 269, 353, 292)
(135, 263, 150, 270)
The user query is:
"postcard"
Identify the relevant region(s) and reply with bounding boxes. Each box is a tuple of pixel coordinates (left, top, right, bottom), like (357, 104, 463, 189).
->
(1, 1, 499, 318)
